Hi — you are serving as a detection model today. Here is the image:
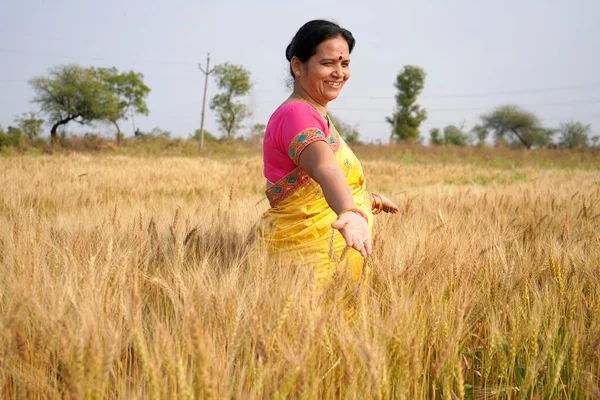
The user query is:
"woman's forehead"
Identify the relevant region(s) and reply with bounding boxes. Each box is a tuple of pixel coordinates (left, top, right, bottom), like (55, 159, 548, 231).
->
(315, 37, 349, 58)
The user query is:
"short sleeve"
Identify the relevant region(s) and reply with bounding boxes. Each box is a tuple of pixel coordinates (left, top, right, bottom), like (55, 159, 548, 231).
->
(274, 103, 329, 165)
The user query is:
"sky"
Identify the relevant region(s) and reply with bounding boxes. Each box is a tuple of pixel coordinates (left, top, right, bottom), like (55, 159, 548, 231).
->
(1, 0, 599, 143)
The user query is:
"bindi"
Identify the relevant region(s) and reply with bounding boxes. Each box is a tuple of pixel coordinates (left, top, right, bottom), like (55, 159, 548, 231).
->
(339, 55, 342, 60)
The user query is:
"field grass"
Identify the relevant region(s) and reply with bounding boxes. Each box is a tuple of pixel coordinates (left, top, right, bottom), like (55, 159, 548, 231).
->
(1, 147, 599, 399)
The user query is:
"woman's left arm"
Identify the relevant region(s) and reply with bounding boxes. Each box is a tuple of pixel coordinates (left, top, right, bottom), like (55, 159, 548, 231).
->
(370, 192, 399, 214)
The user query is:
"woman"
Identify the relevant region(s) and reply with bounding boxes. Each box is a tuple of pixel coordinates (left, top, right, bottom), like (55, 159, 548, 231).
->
(256, 20, 398, 288)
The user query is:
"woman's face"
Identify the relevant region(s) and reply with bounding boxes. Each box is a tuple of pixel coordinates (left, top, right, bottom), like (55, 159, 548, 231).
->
(295, 35, 351, 105)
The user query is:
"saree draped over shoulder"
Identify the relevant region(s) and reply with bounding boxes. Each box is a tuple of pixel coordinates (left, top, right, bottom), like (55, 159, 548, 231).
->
(257, 102, 372, 287)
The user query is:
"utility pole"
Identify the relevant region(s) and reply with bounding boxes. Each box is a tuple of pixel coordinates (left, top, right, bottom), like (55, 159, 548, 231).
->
(198, 53, 215, 151)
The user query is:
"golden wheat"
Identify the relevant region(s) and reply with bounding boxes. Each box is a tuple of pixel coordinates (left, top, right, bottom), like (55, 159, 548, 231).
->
(0, 153, 599, 398)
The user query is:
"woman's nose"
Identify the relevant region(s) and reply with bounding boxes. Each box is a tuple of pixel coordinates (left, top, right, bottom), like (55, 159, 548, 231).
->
(332, 64, 343, 78)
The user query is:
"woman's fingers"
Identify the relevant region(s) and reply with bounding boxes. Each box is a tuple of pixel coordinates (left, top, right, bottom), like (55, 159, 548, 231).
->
(332, 214, 354, 248)
(340, 226, 353, 248)
(343, 228, 364, 255)
(379, 194, 400, 214)
(341, 228, 370, 257)
(331, 212, 373, 257)
(385, 204, 399, 214)
(350, 231, 370, 257)
(352, 236, 365, 256)
(332, 211, 372, 257)
(363, 238, 373, 255)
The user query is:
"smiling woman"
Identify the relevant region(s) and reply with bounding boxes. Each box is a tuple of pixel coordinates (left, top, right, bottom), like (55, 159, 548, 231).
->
(255, 20, 399, 289)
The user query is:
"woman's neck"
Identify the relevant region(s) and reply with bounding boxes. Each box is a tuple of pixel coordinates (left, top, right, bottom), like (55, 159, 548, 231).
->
(290, 88, 327, 118)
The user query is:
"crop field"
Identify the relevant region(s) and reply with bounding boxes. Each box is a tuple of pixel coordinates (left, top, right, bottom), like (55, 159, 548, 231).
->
(1, 148, 599, 399)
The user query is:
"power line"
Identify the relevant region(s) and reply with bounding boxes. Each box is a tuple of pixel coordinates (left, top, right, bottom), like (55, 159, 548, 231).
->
(329, 99, 600, 113)
(357, 82, 600, 100)
(150, 97, 600, 114)
(2, 61, 599, 106)
(2, 46, 600, 98)
(251, 81, 600, 101)
(349, 113, 600, 125)
(252, 87, 600, 106)
(0, 47, 199, 66)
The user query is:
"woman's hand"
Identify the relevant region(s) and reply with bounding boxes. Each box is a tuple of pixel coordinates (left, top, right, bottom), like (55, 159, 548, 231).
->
(379, 194, 399, 214)
(331, 211, 372, 257)
(297, 142, 373, 256)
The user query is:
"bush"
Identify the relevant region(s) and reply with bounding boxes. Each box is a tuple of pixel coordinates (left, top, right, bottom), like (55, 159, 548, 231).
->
(65, 133, 113, 151)
(192, 128, 218, 143)
(0, 126, 26, 151)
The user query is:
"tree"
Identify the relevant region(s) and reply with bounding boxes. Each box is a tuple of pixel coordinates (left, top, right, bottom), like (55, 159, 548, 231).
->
(443, 125, 470, 147)
(14, 112, 44, 142)
(249, 123, 266, 140)
(481, 105, 554, 149)
(210, 63, 252, 140)
(386, 65, 427, 142)
(149, 126, 171, 138)
(0, 126, 25, 149)
(429, 128, 443, 146)
(192, 128, 217, 142)
(30, 64, 114, 143)
(471, 125, 489, 147)
(93, 67, 150, 145)
(330, 114, 361, 145)
(557, 120, 591, 149)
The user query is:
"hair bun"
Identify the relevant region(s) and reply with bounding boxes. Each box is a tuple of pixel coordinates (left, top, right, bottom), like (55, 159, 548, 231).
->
(285, 43, 293, 61)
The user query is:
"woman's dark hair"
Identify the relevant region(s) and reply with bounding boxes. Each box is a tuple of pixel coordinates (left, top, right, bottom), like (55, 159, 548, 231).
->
(285, 20, 355, 79)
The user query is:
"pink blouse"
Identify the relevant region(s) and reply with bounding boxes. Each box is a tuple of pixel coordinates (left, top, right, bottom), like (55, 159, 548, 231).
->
(263, 102, 330, 183)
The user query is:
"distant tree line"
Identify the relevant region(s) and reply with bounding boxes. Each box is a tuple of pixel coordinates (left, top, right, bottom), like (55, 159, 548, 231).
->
(386, 65, 598, 149)
(1, 61, 598, 152)
(0, 62, 262, 148)
(427, 106, 596, 149)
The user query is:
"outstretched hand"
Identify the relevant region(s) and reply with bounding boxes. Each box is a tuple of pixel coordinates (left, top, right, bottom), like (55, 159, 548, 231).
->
(378, 194, 399, 214)
(331, 211, 372, 257)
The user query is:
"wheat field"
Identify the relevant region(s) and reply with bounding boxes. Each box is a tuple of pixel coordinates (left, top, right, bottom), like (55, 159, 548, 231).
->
(1, 153, 599, 399)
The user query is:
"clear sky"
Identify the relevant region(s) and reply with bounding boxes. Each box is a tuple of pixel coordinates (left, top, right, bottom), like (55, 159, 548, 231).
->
(1, 0, 599, 143)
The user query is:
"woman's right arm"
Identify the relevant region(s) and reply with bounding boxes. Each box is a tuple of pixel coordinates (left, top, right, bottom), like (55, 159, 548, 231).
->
(298, 141, 372, 256)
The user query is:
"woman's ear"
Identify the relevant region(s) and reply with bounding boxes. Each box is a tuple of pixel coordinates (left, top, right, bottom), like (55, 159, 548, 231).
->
(291, 56, 302, 77)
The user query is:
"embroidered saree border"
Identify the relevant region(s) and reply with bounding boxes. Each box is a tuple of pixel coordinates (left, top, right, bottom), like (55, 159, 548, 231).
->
(288, 127, 326, 164)
(266, 126, 341, 207)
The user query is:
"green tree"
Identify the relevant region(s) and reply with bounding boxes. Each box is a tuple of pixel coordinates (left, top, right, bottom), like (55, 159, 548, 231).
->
(192, 128, 216, 142)
(210, 63, 252, 140)
(0, 126, 25, 149)
(429, 128, 443, 146)
(443, 125, 470, 147)
(14, 112, 44, 142)
(149, 126, 171, 138)
(29, 64, 114, 143)
(0, 126, 6, 150)
(471, 125, 489, 147)
(249, 123, 266, 140)
(481, 105, 554, 149)
(386, 65, 427, 142)
(557, 120, 591, 149)
(93, 67, 150, 145)
(330, 114, 361, 145)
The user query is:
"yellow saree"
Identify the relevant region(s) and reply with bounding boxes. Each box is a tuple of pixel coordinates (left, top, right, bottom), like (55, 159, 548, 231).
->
(256, 121, 372, 288)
